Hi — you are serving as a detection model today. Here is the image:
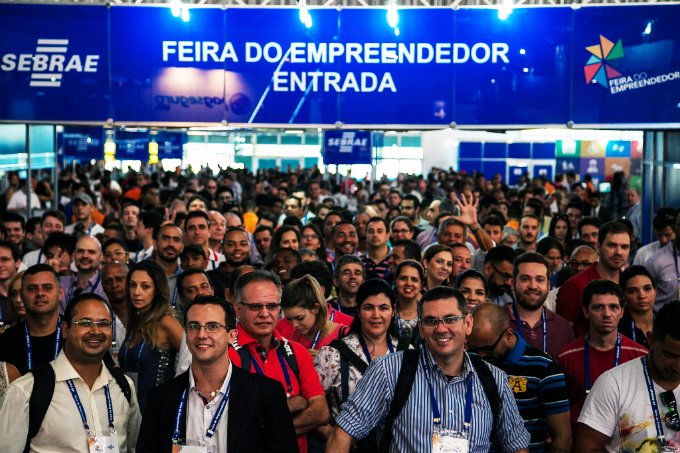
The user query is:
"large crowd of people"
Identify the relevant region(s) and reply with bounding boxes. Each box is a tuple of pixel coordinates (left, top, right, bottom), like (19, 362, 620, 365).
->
(0, 163, 678, 453)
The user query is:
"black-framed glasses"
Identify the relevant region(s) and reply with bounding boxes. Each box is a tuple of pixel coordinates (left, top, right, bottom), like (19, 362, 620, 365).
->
(420, 315, 466, 328)
(660, 390, 680, 431)
(489, 263, 513, 282)
(468, 329, 508, 356)
(71, 319, 113, 329)
(238, 302, 281, 312)
(186, 321, 230, 333)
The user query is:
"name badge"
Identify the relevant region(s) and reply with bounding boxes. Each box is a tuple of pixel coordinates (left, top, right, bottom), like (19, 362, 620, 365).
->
(88, 435, 120, 453)
(433, 429, 469, 453)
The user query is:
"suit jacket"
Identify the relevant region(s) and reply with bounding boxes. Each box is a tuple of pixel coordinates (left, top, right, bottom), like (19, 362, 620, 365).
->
(136, 365, 299, 453)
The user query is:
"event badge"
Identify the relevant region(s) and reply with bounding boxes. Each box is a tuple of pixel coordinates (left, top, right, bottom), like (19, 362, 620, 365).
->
(432, 429, 469, 453)
(88, 435, 120, 453)
(172, 445, 209, 453)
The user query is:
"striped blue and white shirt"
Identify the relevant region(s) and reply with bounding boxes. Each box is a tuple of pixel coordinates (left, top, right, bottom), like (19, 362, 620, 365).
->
(335, 348, 530, 452)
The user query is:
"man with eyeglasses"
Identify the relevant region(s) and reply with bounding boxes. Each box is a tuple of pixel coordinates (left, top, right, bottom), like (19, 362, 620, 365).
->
(468, 303, 572, 453)
(0, 292, 141, 452)
(137, 295, 297, 453)
(557, 280, 647, 431)
(327, 286, 529, 452)
(228, 270, 329, 453)
(576, 301, 680, 452)
(483, 245, 518, 307)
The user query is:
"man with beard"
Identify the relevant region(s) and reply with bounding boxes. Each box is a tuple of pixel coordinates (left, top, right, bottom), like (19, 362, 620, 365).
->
(328, 255, 365, 318)
(154, 223, 184, 309)
(64, 193, 105, 238)
(557, 280, 647, 428)
(332, 222, 359, 265)
(483, 245, 518, 307)
(102, 262, 129, 358)
(517, 214, 540, 253)
(504, 253, 574, 359)
(557, 221, 631, 337)
(468, 304, 572, 453)
(576, 301, 680, 452)
(59, 236, 108, 314)
(207, 227, 250, 299)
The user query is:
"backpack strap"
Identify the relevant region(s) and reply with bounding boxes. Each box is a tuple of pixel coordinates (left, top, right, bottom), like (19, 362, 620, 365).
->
(329, 339, 368, 374)
(104, 361, 132, 404)
(339, 354, 350, 405)
(277, 338, 301, 387)
(26, 364, 56, 453)
(377, 349, 420, 453)
(469, 354, 502, 448)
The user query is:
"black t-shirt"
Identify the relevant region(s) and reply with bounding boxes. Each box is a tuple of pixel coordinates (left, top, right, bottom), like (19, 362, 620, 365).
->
(0, 321, 62, 375)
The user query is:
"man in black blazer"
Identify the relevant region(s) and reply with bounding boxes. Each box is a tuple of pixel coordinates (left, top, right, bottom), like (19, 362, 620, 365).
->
(137, 295, 298, 453)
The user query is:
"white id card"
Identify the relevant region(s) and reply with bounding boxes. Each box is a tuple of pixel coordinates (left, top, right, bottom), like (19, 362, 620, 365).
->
(172, 445, 209, 453)
(88, 435, 120, 453)
(433, 430, 469, 453)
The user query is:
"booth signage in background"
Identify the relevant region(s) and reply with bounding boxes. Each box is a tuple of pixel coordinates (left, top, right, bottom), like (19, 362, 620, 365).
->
(154, 131, 186, 160)
(323, 130, 373, 165)
(115, 130, 151, 161)
(0, 4, 679, 125)
(62, 127, 104, 162)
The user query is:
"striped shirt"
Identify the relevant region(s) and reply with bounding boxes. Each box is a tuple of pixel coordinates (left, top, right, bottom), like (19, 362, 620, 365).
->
(480, 336, 570, 453)
(335, 348, 530, 452)
(360, 250, 391, 280)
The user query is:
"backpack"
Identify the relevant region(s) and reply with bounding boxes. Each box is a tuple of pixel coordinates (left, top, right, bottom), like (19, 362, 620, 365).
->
(25, 361, 132, 453)
(235, 337, 301, 387)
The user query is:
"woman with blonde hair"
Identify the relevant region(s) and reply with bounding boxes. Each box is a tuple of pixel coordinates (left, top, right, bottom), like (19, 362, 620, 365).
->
(2, 270, 25, 331)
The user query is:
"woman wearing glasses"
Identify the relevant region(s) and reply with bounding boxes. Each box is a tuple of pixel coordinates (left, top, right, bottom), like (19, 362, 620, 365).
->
(455, 269, 490, 312)
(314, 279, 400, 443)
(422, 244, 453, 291)
(119, 260, 183, 411)
(281, 275, 344, 359)
(300, 224, 328, 264)
(618, 266, 656, 350)
(392, 260, 424, 348)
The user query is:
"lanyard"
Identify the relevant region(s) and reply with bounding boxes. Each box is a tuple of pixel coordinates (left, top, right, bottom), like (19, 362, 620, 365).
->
(120, 338, 145, 370)
(66, 379, 115, 435)
(512, 305, 547, 354)
(111, 312, 117, 348)
(396, 311, 403, 338)
(172, 382, 232, 444)
(631, 319, 637, 343)
(67, 273, 101, 304)
(358, 334, 394, 364)
(584, 333, 621, 392)
(37, 250, 43, 264)
(421, 348, 473, 432)
(171, 268, 182, 308)
(329, 309, 336, 323)
(311, 329, 322, 350)
(25, 317, 62, 370)
(642, 356, 668, 446)
(247, 346, 295, 397)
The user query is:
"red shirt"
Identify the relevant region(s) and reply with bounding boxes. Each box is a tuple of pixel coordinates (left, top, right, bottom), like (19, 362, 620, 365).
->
(556, 264, 603, 336)
(228, 325, 325, 453)
(288, 324, 348, 351)
(557, 334, 647, 424)
(504, 304, 575, 360)
(277, 306, 353, 339)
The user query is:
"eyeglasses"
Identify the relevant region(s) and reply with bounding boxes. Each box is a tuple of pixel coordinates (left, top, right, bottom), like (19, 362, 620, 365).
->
(490, 263, 513, 282)
(660, 390, 680, 431)
(238, 302, 281, 312)
(421, 315, 466, 328)
(391, 229, 411, 234)
(467, 329, 507, 356)
(71, 319, 113, 329)
(187, 321, 230, 333)
(570, 260, 594, 269)
(302, 234, 318, 240)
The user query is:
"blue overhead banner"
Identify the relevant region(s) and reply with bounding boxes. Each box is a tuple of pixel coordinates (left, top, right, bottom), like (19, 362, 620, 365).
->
(323, 130, 373, 165)
(61, 126, 104, 161)
(1, 4, 680, 126)
(154, 131, 186, 159)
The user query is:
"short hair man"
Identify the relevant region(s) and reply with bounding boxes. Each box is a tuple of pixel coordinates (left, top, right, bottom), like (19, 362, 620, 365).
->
(327, 286, 530, 452)
(137, 295, 298, 452)
(3, 212, 26, 255)
(59, 236, 108, 314)
(644, 211, 680, 311)
(576, 301, 680, 452)
(22, 210, 67, 267)
(102, 261, 129, 354)
(221, 227, 251, 273)
(505, 252, 574, 359)
(437, 218, 467, 247)
(133, 210, 162, 262)
(557, 279, 647, 427)
(518, 214, 540, 252)
(121, 201, 140, 246)
(253, 225, 274, 261)
(399, 194, 421, 224)
(634, 207, 676, 265)
(185, 210, 225, 271)
(0, 264, 64, 374)
(332, 222, 359, 263)
(387, 239, 422, 279)
(329, 255, 366, 317)
(352, 212, 370, 254)
(64, 193, 105, 237)
(180, 244, 209, 272)
(153, 223, 184, 307)
(0, 293, 141, 452)
(450, 243, 472, 279)
(468, 304, 572, 452)
(565, 202, 583, 235)
(228, 271, 329, 453)
(360, 217, 391, 280)
(483, 245, 518, 307)
(577, 216, 602, 252)
(557, 221, 631, 337)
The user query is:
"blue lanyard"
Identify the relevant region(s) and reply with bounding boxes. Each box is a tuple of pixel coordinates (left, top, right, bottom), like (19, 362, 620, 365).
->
(311, 329, 322, 350)
(584, 333, 621, 392)
(37, 250, 43, 264)
(421, 348, 473, 432)
(247, 346, 295, 397)
(512, 305, 547, 354)
(631, 319, 637, 343)
(329, 309, 336, 323)
(67, 273, 101, 303)
(120, 338, 145, 371)
(396, 311, 403, 338)
(25, 317, 62, 370)
(66, 380, 115, 434)
(358, 334, 394, 364)
(172, 382, 232, 444)
(642, 356, 668, 446)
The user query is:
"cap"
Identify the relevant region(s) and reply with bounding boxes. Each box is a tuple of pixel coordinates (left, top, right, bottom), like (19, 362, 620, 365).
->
(73, 193, 93, 206)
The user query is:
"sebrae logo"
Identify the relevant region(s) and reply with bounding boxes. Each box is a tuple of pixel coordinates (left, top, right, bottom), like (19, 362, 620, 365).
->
(584, 34, 679, 95)
(0, 38, 100, 88)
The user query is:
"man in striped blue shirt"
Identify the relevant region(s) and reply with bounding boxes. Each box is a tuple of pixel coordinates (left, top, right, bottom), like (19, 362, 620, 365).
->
(469, 303, 572, 453)
(327, 286, 530, 452)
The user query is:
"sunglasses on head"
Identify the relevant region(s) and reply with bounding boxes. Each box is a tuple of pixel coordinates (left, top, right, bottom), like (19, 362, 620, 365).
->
(660, 391, 680, 432)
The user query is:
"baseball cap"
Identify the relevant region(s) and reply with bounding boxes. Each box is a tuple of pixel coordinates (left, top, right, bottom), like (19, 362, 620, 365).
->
(73, 193, 93, 206)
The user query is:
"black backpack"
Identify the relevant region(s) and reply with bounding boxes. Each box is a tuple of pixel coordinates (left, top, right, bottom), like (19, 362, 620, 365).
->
(235, 337, 301, 386)
(25, 360, 132, 453)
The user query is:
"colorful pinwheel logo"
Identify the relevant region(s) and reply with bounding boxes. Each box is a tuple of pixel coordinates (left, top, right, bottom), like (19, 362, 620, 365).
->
(584, 35, 625, 87)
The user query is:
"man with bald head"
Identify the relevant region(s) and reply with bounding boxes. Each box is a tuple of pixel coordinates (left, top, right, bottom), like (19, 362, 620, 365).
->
(469, 304, 572, 453)
(59, 236, 107, 314)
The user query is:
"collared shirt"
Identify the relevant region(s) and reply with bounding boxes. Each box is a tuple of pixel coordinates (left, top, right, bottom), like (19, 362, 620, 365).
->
(335, 349, 530, 452)
(489, 292, 514, 308)
(633, 240, 661, 266)
(21, 249, 46, 268)
(644, 242, 680, 312)
(205, 249, 225, 271)
(555, 263, 603, 337)
(360, 250, 391, 280)
(64, 222, 105, 237)
(59, 271, 109, 315)
(132, 245, 154, 263)
(505, 303, 575, 360)
(0, 351, 141, 453)
(185, 364, 232, 452)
